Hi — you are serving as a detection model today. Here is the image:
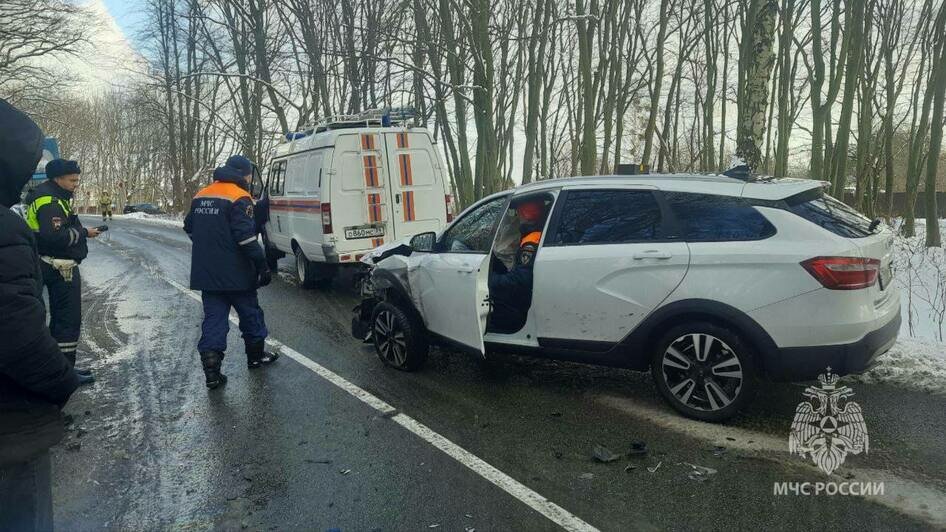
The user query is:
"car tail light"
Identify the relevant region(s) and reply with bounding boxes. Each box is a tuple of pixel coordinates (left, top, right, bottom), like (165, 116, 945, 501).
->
(445, 194, 455, 223)
(321, 202, 333, 234)
(801, 256, 880, 290)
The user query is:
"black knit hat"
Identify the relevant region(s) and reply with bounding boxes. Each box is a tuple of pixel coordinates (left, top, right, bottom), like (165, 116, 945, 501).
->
(46, 159, 81, 180)
(0, 98, 43, 207)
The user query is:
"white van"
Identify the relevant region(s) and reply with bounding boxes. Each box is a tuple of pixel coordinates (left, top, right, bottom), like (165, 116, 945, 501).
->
(262, 111, 454, 288)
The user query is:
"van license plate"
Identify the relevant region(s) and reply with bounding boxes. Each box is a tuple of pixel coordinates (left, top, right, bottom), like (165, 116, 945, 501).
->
(345, 226, 385, 239)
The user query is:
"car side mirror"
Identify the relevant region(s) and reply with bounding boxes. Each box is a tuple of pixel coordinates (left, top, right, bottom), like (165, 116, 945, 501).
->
(410, 231, 436, 252)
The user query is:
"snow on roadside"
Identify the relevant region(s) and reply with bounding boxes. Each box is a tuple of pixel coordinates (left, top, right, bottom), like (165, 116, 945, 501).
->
(118, 212, 184, 229)
(862, 217, 946, 395)
(848, 337, 946, 395)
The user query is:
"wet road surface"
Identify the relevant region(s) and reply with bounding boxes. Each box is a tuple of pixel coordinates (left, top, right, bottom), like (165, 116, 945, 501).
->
(51, 215, 946, 531)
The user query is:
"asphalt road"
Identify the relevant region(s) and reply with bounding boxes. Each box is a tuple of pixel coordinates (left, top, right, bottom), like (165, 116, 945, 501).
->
(50, 215, 946, 531)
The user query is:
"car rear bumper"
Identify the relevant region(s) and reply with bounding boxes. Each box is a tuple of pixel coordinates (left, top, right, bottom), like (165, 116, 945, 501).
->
(763, 307, 901, 381)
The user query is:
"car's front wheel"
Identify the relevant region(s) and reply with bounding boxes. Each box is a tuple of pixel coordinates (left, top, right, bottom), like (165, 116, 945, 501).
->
(371, 301, 428, 371)
(651, 322, 756, 422)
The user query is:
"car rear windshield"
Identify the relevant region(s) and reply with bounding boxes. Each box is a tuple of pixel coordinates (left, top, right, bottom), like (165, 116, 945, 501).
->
(783, 189, 875, 238)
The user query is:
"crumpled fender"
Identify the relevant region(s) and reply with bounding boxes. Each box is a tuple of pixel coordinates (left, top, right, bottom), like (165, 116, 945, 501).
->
(369, 255, 428, 321)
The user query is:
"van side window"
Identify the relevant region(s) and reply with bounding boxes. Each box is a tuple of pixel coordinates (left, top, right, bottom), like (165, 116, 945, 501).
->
(440, 196, 507, 253)
(269, 161, 286, 196)
(664, 192, 776, 242)
(285, 157, 306, 195)
(305, 153, 323, 194)
(550, 189, 661, 245)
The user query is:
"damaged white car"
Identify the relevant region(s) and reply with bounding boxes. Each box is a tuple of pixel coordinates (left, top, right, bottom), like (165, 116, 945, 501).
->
(352, 174, 900, 422)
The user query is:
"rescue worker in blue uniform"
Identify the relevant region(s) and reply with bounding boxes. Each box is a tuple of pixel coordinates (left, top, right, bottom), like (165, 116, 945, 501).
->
(487, 199, 547, 333)
(23, 159, 101, 385)
(184, 155, 278, 389)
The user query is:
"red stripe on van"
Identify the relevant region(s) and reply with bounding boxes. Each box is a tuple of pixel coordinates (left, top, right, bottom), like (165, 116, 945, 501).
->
(403, 191, 416, 221)
(363, 155, 379, 187)
(396, 132, 409, 149)
(398, 153, 413, 186)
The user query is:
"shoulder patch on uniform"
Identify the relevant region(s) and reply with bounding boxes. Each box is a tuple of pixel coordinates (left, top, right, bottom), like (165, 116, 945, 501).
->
(518, 243, 537, 266)
(51, 217, 62, 230)
(245, 203, 254, 218)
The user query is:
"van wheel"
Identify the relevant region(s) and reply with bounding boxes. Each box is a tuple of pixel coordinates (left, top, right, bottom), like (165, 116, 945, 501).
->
(294, 247, 319, 289)
(371, 302, 428, 371)
(650, 322, 756, 422)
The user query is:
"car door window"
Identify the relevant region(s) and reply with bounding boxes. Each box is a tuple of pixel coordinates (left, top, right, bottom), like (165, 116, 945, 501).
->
(664, 192, 775, 242)
(439, 196, 507, 253)
(549, 189, 662, 245)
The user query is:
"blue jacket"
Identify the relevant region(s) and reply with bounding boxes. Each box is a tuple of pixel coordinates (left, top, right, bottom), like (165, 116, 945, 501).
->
(184, 168, 266, 291)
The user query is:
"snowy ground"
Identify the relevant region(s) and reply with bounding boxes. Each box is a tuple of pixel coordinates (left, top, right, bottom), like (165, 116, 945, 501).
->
(851, 219, 946, 395)
(115, 211, 184, 229)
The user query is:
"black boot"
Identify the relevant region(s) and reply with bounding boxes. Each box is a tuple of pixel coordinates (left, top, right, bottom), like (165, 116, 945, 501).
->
(199, 351, 227, 389)
(246, 340, 279, 369)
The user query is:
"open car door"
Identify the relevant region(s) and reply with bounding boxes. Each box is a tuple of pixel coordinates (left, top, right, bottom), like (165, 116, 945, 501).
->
(408, 194, 509, 357)
(411, 252, 490, 357)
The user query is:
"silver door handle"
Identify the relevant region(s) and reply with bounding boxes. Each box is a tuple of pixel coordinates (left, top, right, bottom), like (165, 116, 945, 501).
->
(633, 250, 672, 260)
(457, 267, 476, 274)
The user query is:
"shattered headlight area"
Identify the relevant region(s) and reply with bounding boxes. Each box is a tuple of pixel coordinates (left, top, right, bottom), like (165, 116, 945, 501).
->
(351, 251, 417, 342)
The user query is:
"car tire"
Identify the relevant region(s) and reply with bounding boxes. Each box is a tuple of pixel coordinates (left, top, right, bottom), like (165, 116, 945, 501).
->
(294, 247, 319, 289)
(371, 301, 429, 371)
(650, 322, 756, 422)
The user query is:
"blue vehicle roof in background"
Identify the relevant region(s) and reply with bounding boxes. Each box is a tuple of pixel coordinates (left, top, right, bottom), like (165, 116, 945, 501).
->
(32, 137, 60, 181)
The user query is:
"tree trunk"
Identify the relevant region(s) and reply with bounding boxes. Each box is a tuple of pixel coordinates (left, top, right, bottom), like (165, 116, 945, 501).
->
(924, 5, 946, 247)
(829, 0, 866, 197)
(735, 0, 779, 171)
(642, 0, 671, 167)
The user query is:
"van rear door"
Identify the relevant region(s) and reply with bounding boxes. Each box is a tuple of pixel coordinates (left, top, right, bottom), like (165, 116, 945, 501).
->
(332, 133, 394, 251)
(383, 131, 448, 241)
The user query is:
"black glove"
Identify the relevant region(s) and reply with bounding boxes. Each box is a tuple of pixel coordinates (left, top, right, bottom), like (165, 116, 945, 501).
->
(257, 268, 272, 288)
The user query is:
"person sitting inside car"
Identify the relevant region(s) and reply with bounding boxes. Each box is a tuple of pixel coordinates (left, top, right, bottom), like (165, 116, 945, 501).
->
(488, 198, 548, 333)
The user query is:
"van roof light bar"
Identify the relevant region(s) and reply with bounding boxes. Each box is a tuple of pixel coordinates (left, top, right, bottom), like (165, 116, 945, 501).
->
(295, 107, 418, 134)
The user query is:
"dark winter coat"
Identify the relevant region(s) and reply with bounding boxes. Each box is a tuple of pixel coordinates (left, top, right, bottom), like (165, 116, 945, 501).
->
(0, 98, 79, 466)
(23, 179, 89, 262)
(184, 165, 267, 291)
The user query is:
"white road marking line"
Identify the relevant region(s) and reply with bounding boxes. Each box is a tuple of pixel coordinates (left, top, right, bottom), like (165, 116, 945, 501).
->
(162, 275, 598, 532)
(597, 394, 946, 528)
(265, 338, 397, 416)
(391, 413, 598, 532)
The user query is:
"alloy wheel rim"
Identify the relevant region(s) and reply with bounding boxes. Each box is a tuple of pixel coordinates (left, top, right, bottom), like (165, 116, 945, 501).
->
(374, 310, 407, 366)
(661, 333, 743, 412)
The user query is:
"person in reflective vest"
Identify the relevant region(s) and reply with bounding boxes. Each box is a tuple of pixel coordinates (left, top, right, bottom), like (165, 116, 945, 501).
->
(23, 159, 101, 384)
(487, 199, 547, 333)
(184, 155, 278, 389)
(99, 190, 112, 221)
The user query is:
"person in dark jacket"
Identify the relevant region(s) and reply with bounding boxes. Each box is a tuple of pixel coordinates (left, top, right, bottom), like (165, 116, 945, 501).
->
(184, 155, 278, 389)
(23, 159, 101, 384)
(0, 99, 80, 530)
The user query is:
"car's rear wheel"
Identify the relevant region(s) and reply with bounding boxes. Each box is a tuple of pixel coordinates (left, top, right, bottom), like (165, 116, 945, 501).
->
(371, 301, 428, 371)
(651, 322, 756, 422)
